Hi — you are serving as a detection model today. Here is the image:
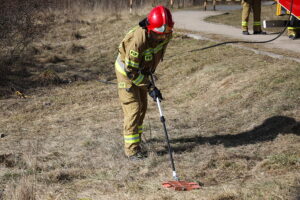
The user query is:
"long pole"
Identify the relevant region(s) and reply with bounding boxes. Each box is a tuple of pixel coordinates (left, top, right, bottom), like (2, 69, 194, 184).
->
(150, 74, 179, 181)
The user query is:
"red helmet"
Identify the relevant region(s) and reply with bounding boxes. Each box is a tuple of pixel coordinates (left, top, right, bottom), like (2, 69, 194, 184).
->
(147, 6, 174, 34)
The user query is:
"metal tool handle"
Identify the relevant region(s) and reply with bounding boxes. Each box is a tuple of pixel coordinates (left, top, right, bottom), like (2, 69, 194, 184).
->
(150, 74, 179, 181)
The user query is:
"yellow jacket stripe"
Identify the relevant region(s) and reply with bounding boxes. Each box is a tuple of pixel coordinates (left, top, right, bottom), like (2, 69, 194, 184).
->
(125, 58, 139, 69)
(288, 27, 300, 30)
(115, 56, 127, 76)
(132, 73, 144, 86)
(143, 39, 170, 55)
(126, 25, 139, 35)
(116, 55, 144, 86)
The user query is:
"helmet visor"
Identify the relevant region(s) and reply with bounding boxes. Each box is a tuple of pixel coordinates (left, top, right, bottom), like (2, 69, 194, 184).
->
(153, 24, 173, 34)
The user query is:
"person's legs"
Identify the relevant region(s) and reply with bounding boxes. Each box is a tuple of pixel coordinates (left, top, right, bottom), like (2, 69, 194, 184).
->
(288, 16, 299, 39)
(242, 0, 252, 33)
(116, 69, 143, 157)
(253, 0, 262, 32)
(119, 85, 142, 157)
(138, 87, 148, 142)
(295, 28, 300, 39)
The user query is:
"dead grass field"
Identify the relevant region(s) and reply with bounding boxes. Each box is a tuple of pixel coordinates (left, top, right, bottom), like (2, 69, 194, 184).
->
(0, 6, 299, 200)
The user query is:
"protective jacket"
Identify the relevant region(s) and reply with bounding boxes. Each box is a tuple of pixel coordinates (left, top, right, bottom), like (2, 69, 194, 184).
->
(115, 26, 171, 88)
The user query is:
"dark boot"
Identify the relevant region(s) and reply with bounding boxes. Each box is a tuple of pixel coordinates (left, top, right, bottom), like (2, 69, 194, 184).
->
(128, 151, 148, 161)
(242, 31, 250, 35)
(288, 34, 296, 40)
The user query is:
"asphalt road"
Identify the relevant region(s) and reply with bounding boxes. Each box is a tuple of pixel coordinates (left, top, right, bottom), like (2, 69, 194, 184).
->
(173, 10, 300, 54)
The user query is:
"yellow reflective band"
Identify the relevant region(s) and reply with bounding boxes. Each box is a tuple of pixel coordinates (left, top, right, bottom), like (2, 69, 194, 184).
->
(154, 45, 163, 54)
(138, 125, 143, 134)
(253, 21, 261, 26)
(130, 50, 139, 58)
(115, 59, 126, 76)
(145, 54, 153, 61)
(127, 26, 139, 35)
(143, 40, 169, 56)
(242, 21, 248, 26)
(124, 134, 140, 144)
(125, 58, 139, 69)
(144, 48, 153, 55)
(288, 27, 297, 30)
(118, 82, 126, 88)
(132, 73, 144, 85)
(154, 40, 169, 53)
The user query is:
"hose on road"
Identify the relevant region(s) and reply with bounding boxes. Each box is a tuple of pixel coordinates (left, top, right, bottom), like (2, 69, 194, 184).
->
(189, 0, 294, 53)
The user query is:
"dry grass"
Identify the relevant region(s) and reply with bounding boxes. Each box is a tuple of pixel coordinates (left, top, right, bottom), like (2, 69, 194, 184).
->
(0, 6, 299, 200)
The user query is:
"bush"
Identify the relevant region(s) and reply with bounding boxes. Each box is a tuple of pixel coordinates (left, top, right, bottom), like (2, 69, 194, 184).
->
(0, 0, 52, 56)
(0, 0, 53, 82)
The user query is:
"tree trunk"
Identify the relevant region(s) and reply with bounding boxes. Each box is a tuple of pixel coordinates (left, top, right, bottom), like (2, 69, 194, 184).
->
(129, 0, 133, 13)
(170, 0, 174, 8)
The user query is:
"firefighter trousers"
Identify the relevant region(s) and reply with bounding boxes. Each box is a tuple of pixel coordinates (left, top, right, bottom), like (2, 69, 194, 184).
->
(241, 0, 262, 32)
(288, 16, 300, 38)
(115, 70, 148, 157)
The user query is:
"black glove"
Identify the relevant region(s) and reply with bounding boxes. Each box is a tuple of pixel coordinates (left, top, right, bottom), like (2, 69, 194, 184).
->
(149, 87, 163, 101)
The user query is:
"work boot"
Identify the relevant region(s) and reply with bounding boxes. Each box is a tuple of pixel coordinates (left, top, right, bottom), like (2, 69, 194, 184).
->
(242, 31, 250, 35)
(128, 151, 147, 161)
(253, 31, 267, 35)
(288, 33, 297, 40)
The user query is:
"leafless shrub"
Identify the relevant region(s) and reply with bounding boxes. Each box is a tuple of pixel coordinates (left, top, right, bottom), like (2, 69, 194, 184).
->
(0, 0, 52, 56)
(0, 0, 54, 82)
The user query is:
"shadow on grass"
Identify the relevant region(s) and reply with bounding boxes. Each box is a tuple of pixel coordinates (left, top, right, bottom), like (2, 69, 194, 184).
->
(0, 55, 112, 98)
(154, 116, 300, 155)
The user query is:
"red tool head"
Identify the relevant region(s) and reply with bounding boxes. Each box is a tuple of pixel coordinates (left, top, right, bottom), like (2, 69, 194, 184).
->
(162, 181, 201, 191)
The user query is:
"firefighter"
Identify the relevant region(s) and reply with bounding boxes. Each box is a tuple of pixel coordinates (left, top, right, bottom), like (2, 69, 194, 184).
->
(276, 4, 299, 40)
(241, 0, 266, 35)
(115, 5, 174, 160)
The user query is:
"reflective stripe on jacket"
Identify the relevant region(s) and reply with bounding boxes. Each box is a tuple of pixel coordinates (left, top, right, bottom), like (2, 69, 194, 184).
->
(115, 54, 145, 86)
